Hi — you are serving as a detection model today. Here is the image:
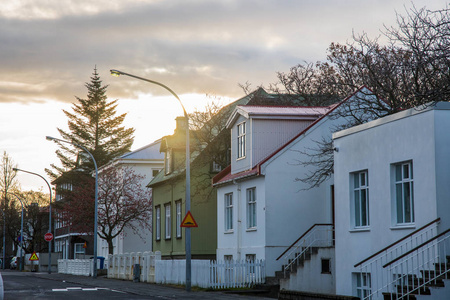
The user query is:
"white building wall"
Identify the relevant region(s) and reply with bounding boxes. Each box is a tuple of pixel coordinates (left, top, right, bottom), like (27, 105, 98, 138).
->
(216, 177, 266, 262)
(261, 115, 340, 277)
(333, 107, 442, 297)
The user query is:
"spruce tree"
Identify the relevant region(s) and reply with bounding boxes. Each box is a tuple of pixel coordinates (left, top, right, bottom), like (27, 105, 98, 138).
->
(47, 67, 135, 178)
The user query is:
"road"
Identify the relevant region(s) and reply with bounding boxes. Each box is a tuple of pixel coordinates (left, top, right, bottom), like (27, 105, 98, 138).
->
(0, 270, 274, 299)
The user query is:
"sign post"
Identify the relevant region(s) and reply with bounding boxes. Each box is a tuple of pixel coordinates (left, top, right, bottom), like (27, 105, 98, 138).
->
(181, 211, 198, 228)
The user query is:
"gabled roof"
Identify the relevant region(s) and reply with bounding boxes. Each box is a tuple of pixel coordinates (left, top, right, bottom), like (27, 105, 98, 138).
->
(226, 105, 330, 128)
(119, 139, 163, 161)
(212, 86, 372, 187)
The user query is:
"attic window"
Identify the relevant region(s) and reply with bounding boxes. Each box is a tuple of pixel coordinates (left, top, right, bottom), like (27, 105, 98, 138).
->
(237, 122, 246, 159)
(165, 149, 172, 174)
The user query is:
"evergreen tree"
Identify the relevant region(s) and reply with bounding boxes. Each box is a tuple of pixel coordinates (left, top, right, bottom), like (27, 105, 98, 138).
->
(47, 67, 135, 178)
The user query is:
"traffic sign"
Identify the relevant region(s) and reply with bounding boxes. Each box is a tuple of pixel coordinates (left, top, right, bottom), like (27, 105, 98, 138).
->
(29, 252, 39, 261)
(44, 232, 53, 242)
(180, 211, 198, 228)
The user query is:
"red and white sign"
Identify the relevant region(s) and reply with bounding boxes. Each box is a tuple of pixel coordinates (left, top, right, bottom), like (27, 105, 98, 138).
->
(44, 232, 53, 242)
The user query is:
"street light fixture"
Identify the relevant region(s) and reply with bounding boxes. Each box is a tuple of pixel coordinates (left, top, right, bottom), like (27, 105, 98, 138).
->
(45, 136, 99, 278)
(10, 193, 24, 271)
(110, 69, 192, 291)
(13, 168, 53, 274)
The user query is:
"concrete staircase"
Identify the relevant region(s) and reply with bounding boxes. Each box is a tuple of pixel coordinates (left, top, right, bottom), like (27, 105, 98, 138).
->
(382, 256, 450, 300)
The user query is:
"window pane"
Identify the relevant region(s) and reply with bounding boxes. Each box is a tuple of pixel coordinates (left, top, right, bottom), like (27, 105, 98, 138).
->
(361, 189, 367, 226)
(354, 174, 359, 188)
(404, 182, 411, 223)
(355, 191, 361, 227)
(395, 165, 402, 181)
(396, 184, 403, 223)
(403, 164, 409, 179)
(360, 173, 365, 186)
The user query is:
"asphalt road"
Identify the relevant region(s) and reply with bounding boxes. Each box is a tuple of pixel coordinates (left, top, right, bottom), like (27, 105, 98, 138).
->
(0, 269, 274, 299)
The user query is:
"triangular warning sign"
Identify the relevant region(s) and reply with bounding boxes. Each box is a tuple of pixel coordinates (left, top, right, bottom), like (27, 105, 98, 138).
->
(181, 211, 198, 228)
(29, 252, 39, 261)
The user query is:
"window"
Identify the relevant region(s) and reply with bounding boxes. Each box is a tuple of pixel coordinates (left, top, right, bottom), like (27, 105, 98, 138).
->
(394, 161, 414, 224)
(321, 259, 331, 274)
(224, 193, 233, 231)
(74, 243, 85, 257)
(211, 161, 223, 173)
(176, 201, 182, 238)
(165, 149, 172, 174)
(246, 254, 256, 274)
(165, 204, 171, 239)
(246, 188, 256, 229)
(353, 171, 369, 228)
(237, 122, 246, 159)
(355, 273, 372, 299)
(155, 206, 161, 241)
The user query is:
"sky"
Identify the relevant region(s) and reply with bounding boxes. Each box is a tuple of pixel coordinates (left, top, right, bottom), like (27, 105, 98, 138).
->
(0, 0, 447, 191)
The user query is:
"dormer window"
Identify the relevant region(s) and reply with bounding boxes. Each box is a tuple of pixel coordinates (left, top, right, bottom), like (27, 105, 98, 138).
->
(165, 149, 172, 174)
(237, 122, 246, 159)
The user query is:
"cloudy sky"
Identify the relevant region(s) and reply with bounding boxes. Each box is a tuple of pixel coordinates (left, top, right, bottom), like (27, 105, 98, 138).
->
(0, 0, 446, 191)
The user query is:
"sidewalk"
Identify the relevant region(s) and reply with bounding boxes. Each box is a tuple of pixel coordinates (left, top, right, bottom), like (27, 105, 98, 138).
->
(25, 270, 275, 299)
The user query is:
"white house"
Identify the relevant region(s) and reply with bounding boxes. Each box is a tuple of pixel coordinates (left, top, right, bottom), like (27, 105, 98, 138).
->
(333, 103, 450, 299)
(97, 139, 164, 258)
(212, 89, 381, 295)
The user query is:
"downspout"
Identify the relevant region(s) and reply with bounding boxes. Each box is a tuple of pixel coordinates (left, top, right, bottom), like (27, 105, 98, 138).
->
(233, 179, 242, 260)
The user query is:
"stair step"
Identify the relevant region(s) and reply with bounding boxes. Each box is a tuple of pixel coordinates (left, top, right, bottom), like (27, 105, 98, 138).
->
(396, 285, 431, 295)
(383, 293, 416, 300)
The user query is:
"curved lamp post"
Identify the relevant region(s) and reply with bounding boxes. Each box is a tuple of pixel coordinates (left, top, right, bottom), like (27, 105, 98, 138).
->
(45, 136, 99, 278)
(1, 209, 4, 269)
(110, 69, 192, 291)
(10, 193, 24, 271)
(13, 168, 53, 274)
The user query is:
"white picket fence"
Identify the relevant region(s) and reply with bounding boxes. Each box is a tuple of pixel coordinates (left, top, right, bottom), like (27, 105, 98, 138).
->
(210, 259, 266, 289)
(58, 259, 93, 276)
(59, 252, 265, 289)
(107, 251, 161, 283)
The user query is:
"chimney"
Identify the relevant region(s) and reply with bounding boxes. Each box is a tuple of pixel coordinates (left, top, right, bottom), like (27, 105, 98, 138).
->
(175, 116, 187, 134)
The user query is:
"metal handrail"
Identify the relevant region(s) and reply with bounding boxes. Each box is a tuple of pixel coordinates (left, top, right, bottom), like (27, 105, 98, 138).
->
(276, 223, 332, 261)
(354, 218, 440, 267)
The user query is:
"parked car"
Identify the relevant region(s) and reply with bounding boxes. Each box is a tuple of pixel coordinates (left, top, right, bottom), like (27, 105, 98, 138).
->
(10, 256, 17, 269)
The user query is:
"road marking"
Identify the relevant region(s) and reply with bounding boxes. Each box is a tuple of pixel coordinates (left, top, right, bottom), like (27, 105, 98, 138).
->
(52, 287, 121, 292)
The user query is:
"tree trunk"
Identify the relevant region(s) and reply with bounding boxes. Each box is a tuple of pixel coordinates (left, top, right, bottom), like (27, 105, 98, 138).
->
(107, 238, 114, 255)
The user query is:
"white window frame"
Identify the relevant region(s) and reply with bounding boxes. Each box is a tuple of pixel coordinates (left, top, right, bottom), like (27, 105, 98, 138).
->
(246, 254, 256, 274)
(155, 206, 161, 241)
(224, 193, 233, 232)
(246, 188, 256, 229)
(74, 243, 85, 257)
(237, 122, 246, 159)
(393, 161, 414, 224)
(354, 272, 372, 299)
(176, 201, 182, 238)
(352, 170, 369, 228)
(165, 203, 171, 239)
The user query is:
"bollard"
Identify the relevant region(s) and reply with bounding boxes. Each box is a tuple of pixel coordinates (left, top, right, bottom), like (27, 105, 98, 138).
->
(133, 263, 140, 283)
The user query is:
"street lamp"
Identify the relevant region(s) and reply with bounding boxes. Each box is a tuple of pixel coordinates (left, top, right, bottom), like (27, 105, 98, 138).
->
(13, 168, 53, 274)
(110, 69, 192, 291)
(45, 136, 99, 278)
(10, 193, 24, 271)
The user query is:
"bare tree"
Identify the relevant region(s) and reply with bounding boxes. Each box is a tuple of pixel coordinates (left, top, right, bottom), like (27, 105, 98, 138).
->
(272, 4, 450, 188)
(0, 151, 18, 208)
